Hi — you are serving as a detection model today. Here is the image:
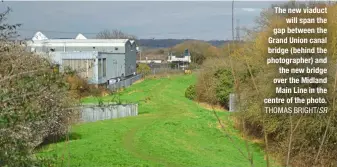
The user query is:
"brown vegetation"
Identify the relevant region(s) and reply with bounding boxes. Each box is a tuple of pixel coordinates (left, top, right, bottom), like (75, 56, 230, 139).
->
(0, 45, 80, 166)
(172, 40, 221, 65)
(66, 74, 111, 99)
(194, 2, 337, 166)
(140, 40, 225, 65)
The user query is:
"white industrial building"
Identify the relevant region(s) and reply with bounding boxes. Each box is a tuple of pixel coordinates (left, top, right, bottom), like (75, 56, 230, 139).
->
(167, 49, 191, 70)
(26, 32, 137, 85)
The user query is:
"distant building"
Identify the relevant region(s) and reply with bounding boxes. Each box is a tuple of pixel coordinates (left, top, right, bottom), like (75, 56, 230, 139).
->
(137, 59, 163, 64)
(167, 49, 191, 70)
(26, 32, 137, 84)
(50, 51, 132, 84)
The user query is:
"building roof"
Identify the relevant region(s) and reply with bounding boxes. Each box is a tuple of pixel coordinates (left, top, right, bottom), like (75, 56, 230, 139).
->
(27, 40, 129, 47)
(28, 39, 130, 47)
(30, 31, 129, 44)
(28, 31, 134, 48)
(30, 39, 129, 43)
(32, 31, 48, 40)
(75, 33, 87, 39)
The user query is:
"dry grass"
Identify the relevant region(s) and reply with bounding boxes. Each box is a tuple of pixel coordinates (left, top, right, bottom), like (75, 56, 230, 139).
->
(133, 79, 144, 84)
(231, 117, 264, 145)
(127, 90, 142, 95)
(101, 90, 110, 97)
(196, 102, 227, 112)
(146, 73, 184, 79)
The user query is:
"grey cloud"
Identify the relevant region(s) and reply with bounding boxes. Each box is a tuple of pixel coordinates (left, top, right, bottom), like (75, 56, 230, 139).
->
(3, 1, 276, 40)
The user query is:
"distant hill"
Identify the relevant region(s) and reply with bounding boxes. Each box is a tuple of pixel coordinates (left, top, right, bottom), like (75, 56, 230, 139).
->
(137, 39, 230, 48)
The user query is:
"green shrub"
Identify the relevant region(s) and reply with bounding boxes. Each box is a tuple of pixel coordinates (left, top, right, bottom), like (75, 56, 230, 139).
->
(185, 85, 196, 100)
(169, 63, 176, 69)
(137, 63, 151, 76)
(187, 63, 198, 70)
(214, 69, 234, 108)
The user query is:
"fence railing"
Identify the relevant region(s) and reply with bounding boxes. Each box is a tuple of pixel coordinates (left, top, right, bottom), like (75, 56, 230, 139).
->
(79, 103, 138, 122)
(107, 74, 142, 91)
(150, 68, 183, 75)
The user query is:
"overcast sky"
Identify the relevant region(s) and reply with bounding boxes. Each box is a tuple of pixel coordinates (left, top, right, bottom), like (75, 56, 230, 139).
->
(2, 1, 282, 40)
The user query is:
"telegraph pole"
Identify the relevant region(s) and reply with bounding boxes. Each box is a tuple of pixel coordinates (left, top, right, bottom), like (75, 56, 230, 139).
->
(236, 19, 240, 41)
(232, 0, 235, 44)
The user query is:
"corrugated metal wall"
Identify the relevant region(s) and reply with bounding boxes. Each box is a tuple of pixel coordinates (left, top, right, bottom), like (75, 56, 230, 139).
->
(62, 59, 95, 78)
(46, 50, 136, 85)
(124, 42, 137, 77)
(80, 104, 138, 122)
(33, 46, 126, 53)
(50, 52, 99, 83)
(100, 53, 125, 81)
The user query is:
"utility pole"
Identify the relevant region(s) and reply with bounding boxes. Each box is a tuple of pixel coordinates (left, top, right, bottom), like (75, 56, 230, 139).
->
(235, 19, 241, 42)
(232, 0, 235, 44)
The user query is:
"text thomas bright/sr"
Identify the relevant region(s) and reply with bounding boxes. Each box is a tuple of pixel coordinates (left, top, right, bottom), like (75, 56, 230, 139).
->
(265, 107, 328, 114)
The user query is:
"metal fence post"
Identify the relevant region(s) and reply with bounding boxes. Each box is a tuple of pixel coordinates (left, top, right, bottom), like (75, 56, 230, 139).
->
(229, 93, 236, 112)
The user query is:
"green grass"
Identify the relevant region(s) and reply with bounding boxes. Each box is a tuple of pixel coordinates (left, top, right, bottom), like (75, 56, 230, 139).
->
(38, 74, 268, 167)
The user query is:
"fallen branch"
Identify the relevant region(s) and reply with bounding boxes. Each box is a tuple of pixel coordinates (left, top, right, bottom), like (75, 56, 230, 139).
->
(211, 106, 252, 164)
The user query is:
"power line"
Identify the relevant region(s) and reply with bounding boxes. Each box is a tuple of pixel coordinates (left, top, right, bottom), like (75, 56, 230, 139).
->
(17, 28, 237, 41)
(18, 28, 98, 34)
(17, 28, 235, 36)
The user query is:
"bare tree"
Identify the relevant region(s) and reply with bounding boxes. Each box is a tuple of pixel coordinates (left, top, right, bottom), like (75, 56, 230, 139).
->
(96, 29, 137, 40)
(0, 7, 21, 42)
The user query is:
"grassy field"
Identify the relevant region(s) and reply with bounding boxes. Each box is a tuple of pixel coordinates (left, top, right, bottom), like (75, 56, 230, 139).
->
(38, 74, 268, 167)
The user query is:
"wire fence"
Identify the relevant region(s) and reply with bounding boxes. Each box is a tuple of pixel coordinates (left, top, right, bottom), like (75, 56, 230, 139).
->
(107, 74, 142, 91)
(150, 67, 183, 75)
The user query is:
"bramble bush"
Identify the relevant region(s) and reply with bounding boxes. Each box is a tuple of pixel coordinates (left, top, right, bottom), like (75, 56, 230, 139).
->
(0, 45, 79, 166)
(232, 2, 337, 166)
(196, 2, 337, 166)
(195, 57, 238, 107)
(0, 7, 79, 166)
